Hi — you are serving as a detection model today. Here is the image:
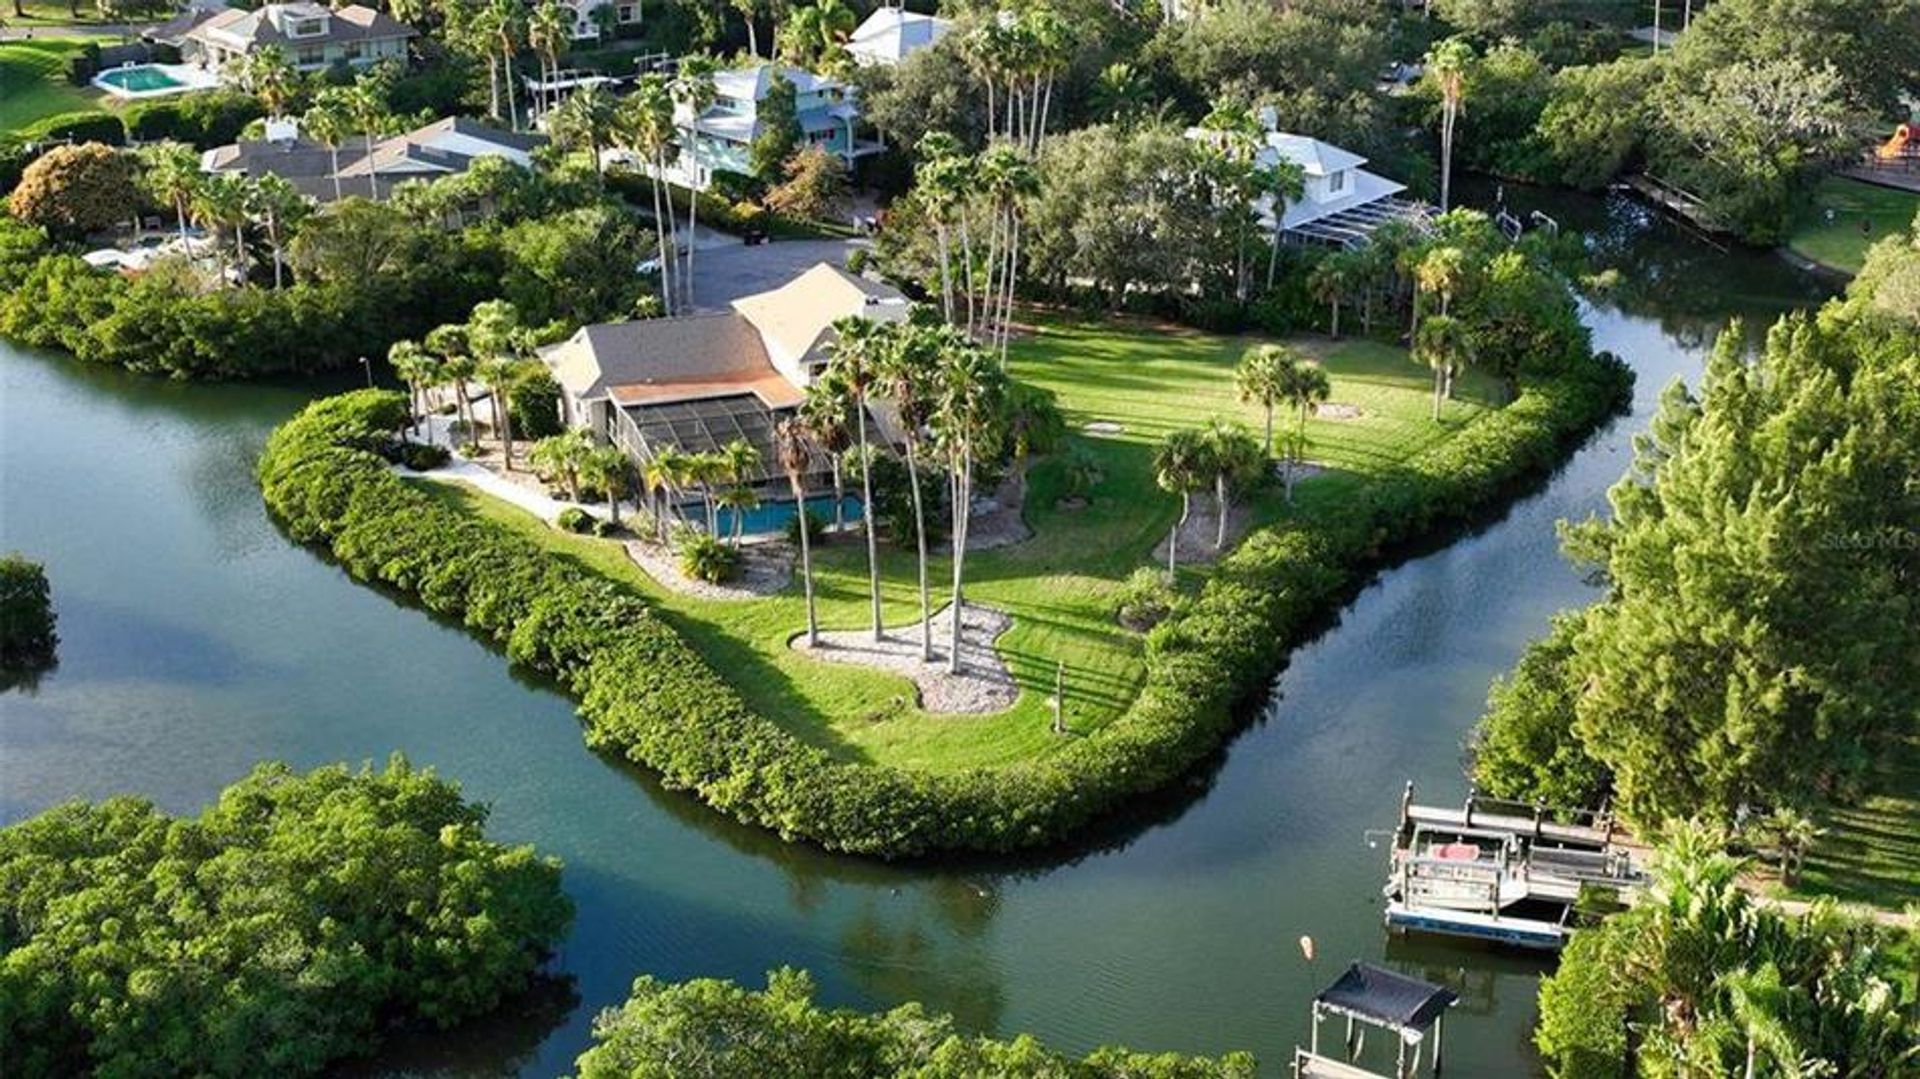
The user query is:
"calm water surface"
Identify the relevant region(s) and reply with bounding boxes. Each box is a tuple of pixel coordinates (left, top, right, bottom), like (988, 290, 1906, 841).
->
(0, 191, 1829, 1076)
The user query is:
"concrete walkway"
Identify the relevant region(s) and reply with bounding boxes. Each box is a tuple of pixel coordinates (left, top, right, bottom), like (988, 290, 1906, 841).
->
(400, 411, 641, 526)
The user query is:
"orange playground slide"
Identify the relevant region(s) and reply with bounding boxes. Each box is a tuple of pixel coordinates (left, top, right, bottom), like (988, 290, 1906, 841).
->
(1877, 123, 1919, 161)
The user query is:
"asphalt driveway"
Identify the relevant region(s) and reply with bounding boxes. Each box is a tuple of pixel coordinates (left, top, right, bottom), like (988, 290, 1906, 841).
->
(686, 237, 868, 310)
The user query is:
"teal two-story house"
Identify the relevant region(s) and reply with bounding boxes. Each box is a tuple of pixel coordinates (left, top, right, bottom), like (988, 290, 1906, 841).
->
(670, 62, 883, 189)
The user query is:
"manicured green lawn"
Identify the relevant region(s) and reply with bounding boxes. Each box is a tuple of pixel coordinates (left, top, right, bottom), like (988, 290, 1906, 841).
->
(426, 318, 1501, 774)
(0, 38, 104, 138)
(1782, 732, 1920, 911)
(1788, 176, 1920, 275)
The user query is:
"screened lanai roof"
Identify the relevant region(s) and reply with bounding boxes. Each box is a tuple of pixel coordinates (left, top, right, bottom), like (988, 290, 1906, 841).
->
(1286, 196, 1433, 248)
(1313, 963, 1458, 1035)
(622, 394, 786, 486)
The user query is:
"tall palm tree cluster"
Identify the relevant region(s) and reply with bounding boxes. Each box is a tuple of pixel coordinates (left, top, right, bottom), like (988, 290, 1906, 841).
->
(137, 142, 309, 290)
(388, 299, 543, 468)
(961, 5, 1073, 153)
(776, 318, 1007, 674)
(633, 440, 764, 547)
(910, 133, 1039, 362)
(1234, 343, 1329, 502)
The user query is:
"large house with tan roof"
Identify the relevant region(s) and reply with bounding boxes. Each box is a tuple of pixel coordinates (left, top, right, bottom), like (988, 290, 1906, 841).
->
(541, 263, 910, 487)
(163, 3, 415, 75)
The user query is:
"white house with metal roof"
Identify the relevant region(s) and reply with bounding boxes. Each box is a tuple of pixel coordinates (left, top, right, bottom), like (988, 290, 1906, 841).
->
(846, 7, 953, 67)
(1191, 117, 1430, 248)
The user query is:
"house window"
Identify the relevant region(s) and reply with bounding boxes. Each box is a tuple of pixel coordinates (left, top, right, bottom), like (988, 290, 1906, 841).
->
(287, 16, 327, 37)
(617, 3, 637, 22)
(1328, 170, 1346, 193)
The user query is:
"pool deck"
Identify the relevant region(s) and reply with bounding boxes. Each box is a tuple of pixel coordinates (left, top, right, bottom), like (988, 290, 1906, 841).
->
(91, 61, 219, 99)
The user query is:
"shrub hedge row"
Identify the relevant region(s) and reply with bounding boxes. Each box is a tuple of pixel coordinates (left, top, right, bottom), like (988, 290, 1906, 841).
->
(260, 356, 1630, 857)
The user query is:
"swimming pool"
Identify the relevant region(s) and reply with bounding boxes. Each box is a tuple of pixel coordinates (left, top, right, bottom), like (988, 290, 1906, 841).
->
(713, 494, 863, 537)
(91, 63, 218, 99)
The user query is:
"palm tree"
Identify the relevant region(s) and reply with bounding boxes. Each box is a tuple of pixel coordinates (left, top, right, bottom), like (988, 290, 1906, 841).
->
(1413, 313, 1470, 422)
(483, 0, 526, 131)
(914, 132, 969, 326)
(774, 417, 821, 645)
(642, 450, 685, 540)
(800, 371, 853, 531)
(1307, 254, 1351, 338)
(190, 173, 251, 286)
(1201, 420, 1263, 550)
(1282, 359, 1331, 502)
(978, 145, 1039, 362)
(138, 141, 202, 243)
(466, 299, 525, 467)
(825, 315, 886, 641)
(1234, 342, 1299, 458)
(348, 69, 393, 201)
(718, 484, 760, 546)
(237, 45, 298, 117)
(719, 438, 762, 545)
(1415, 245, 1470, 397)
(1724, 965, 1805, 1079)
(1262, 158, 1305, 287)
(425, 323, 476, 441)
(529, 428, 596, 501)
(388, 339, 434, 440)
(246, 173, 304, 289)
(527, 0, 569, 125)
(670, 54, 718, 308)
(1199, 101, 1263, 300)
(1090, 61, 1147, 126)
(1426, 37, 1474, 213)
(551, 82, 618, 184)
(583, 445, 630, 529)
(1154, 427, 1207, 575)
(688, 452, 726, 534)
(728, 0, 760, 58)
(931, 337, 1006, 674)
(619, 75, 679, 316)
(877, 322, 940, 661)
(304, 88, 356, 203)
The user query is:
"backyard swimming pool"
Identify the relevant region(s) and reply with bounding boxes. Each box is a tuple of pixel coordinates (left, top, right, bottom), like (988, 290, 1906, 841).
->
(714, 493, 864, 537)
(91, 63, 217, 99)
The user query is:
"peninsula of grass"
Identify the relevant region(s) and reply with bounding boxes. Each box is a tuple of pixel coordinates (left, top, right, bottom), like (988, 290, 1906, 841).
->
(0, 39, 103, 138)
(262, 318, 1628, 856)
(423, 322, 1500, 774)
(1788, 175, 1920, 275)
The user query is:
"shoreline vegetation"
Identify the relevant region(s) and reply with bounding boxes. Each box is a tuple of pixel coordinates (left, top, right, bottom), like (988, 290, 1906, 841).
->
(259, 336, 1630, 857)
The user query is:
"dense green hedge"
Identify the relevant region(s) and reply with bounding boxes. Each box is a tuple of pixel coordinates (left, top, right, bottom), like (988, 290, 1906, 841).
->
(260, 354, 1630, 856)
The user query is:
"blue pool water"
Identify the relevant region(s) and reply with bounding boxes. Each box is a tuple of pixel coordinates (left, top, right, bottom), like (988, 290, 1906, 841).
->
(712, 494, 863, 536)
(96, 65, 185, 93)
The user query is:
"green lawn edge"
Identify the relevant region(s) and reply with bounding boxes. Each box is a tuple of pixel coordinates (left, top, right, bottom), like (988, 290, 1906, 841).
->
(259, 351, 1629, 858)
(1787, 176, 1920, 276)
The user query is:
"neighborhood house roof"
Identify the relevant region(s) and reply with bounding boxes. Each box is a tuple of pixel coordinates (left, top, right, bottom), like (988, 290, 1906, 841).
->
(1313, 963, 1458, 1034)
(202, 116, 541, 201)
(728, 262, 908, 370)
(175, 2, 415, 50)
(544, 312, 788, 407)
(847, 7, 952, 64)
(1265, 133, 1367, 177)
(712, 62, 847, 103)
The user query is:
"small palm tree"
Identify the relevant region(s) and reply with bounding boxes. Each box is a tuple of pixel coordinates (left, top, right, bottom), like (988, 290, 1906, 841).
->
(719, 438, 762, 544)
(1308, 253, 1351, 338)
(1414, 314, 1471, 422)
(774, 417, 820, 644)
(718, 484, 760, 546)
(931, 338, 1008, 674)
(387, 339, 434, 439)
(688, 452, 726, 534)
(1282, 360, 1331, 502)
(466, 299, 525, 467)
(643, 449, 687, 540)
(801, 371, 853, 529)
(245, 173, 305, 289)
(1235, 342, 1300, 458)
(425, 323, 475, 441)
(1261, 158, 1305, 287)
(190, 173, 251, 286)
(551, 82, 619, 185)
(303, 88, 356, 203)
(529, 428, 596, 501)
(526, 0, 569, 125)
(138, 141, 202, 243)
(1202, 420, 1264, 550)
(1154, 427, 1207, 575)
(582, 445, 631, 528)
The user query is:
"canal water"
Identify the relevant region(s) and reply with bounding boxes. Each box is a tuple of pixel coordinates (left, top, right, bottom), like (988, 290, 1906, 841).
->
(0, 191, 1828, 1076)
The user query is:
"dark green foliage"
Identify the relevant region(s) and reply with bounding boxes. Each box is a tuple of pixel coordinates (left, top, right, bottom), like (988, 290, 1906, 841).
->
(0, 758, 572, 1077)
(1535, 831, 1918, 1076)
(508, 366, 565, 441)
(577, 967, 1259, 1078)
(1470, 613, 1610, 809)
(0, 553, 57, 671)
(1471, 236, 1920, 829)
(867, 452, 948, 547)
(1115, 566, 1176, 631)
(785, 507, 828, 546)
(748, 71, 801, 182)
(673, 527, 739, 583)
(557, 506, 600, 534)
(121, 91, 263, 148)
(495, 204, 648, 327)
(259, 316, 1628, 855)
(398, 441, 451, 470)
(10, 110, 124, 147)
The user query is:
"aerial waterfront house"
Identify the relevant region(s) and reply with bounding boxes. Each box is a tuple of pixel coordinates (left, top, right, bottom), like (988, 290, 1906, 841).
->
(846, 6, 953, 67)
(1191, 115, 1430, 248)
(650, 62, 885, 190)
(161, 3, 415, 75)
(539, 263, 909, 487)
(201, 116, 545, 202)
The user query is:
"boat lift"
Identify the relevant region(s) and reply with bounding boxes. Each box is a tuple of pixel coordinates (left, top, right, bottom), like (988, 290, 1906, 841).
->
(1292, 962, 1459, 1078)
(1378, 782, 1644, 951)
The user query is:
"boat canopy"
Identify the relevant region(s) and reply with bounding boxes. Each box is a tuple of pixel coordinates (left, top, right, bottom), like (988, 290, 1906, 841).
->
(1313, 963, 1458, 1036)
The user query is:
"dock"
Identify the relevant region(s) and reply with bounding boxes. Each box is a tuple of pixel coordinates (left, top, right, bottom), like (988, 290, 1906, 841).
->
(1621, 174, 1731, 251)
(1378, 783, 1645, 951)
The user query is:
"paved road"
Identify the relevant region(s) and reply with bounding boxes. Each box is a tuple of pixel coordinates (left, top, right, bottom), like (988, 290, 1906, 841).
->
(686, 237, 868, 310)
(0, 20, 155, 40)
